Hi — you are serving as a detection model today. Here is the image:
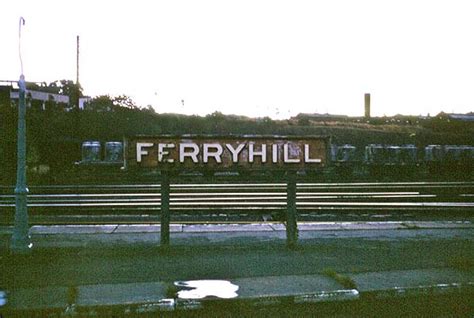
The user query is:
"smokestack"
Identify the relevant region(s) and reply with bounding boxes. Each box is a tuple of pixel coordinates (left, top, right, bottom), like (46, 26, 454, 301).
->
(364, 93, 370, 118)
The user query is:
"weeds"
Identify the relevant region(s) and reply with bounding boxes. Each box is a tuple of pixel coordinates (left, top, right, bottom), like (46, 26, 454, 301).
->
(322, 268, 358, 290)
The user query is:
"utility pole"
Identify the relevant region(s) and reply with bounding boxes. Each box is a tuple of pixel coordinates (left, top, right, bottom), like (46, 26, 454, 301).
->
(11, 17, 32, 253)
(74, 35, 81, 141)
(76, 35, 80, 109)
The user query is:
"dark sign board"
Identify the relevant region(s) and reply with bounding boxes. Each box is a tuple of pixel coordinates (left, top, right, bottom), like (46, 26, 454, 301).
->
(125, 135, 329, 171)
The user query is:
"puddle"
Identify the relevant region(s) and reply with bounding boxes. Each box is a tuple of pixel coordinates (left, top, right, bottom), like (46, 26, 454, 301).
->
(174, 280, 239, 299)
(0, 290, 6, 306)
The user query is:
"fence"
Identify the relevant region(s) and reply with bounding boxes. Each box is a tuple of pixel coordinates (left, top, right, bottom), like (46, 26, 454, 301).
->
(1, 180, 473, 247)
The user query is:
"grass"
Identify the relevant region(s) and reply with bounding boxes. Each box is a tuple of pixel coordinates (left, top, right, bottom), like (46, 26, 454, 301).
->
(321, 268, 358, 290)
(165, 283, 180, 299)
(447, 256, 474, 272)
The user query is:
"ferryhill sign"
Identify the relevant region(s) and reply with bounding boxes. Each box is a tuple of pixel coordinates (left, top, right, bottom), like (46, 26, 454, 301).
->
(124, 134, 327, 247)
(125, 135, 329, 171)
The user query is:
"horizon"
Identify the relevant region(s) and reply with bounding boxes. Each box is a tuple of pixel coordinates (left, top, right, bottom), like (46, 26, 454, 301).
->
(2, 78, 473, 120)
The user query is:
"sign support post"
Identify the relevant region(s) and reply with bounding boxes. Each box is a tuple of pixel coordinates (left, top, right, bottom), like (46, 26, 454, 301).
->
(286, 170, 298, 249)
(160, 170, 170, 247)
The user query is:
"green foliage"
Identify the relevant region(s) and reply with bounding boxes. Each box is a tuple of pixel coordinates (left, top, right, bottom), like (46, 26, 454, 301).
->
(1, 83, 474, 184)
(84, 95, 115, 112)
(26, 79, 83, 100)
(112, 95, 139, 110)
(84, 95, 142, 112)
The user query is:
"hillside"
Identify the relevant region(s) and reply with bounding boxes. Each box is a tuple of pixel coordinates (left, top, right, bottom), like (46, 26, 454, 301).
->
(1, 101, 473, 183)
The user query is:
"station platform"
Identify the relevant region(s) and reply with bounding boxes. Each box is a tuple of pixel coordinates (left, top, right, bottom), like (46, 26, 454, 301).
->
(1, 221, 473, 316)
(1, 220, 473, 248)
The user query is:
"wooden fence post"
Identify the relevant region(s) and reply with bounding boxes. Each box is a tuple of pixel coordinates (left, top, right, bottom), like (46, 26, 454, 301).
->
(160, 170, 170, 247)
(286, 170, 298, 249)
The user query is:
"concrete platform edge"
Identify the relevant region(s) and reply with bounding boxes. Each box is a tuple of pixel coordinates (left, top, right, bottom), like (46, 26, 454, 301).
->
(2, 270, 472, 314)
(0, 220, 472, 236)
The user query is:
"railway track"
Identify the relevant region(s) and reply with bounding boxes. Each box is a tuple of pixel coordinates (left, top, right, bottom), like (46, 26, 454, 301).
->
(1, 181, 473, 225)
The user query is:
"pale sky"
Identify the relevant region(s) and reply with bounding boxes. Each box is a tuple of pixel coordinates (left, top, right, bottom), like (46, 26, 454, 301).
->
(2, 0, 474, 119)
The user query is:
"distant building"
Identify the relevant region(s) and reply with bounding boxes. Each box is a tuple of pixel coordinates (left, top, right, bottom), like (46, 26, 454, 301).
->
(78, 97, 92, 110)
(10, 89, 69, 105)
(436, 112, 474, 122)
(0, 80, 90, 110)
(446, 113, 474, 121)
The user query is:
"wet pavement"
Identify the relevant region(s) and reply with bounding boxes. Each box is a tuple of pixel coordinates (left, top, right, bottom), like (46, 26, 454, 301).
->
(0, 221, 473, 316)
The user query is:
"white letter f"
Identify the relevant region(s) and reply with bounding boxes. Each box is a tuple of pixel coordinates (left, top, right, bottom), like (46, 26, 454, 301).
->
(136, 142, 154, 163)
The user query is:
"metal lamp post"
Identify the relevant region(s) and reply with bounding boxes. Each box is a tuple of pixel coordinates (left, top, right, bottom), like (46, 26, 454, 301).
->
(11, 18, 32, 254)
(10, 74, 32, 253)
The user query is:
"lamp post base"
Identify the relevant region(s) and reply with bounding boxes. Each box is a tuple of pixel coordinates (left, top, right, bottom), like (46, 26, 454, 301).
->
(10, 234, 33, 255)
(11, 189, 32, 254)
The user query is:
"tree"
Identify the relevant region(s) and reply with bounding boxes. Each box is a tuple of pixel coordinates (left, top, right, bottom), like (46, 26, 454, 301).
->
(112, 95, 139, 110)
(143, 105, 156, 114)
(83, 95, 115, 112)
(25, 80, 82, 98)
(84, 95, 141, 112)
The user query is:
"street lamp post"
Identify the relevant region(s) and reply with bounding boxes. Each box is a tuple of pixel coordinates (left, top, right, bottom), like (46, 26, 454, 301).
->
(11, 17, 32, 254)
(10, 74, 32, 254)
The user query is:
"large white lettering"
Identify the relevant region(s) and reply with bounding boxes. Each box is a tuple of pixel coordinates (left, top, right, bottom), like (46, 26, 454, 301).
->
(226, 143, 246, 163)
(158, 143, 175, 163)
(304, 144, 321, 163)
(134, 140, 325, 167)
(272, 144, 278, 163)
(136, 142, 153, 163)
(283, 144, 300, 163)
(203, 143, 224, 163)
(180, 143, 199, 163)
(249, 143, 267, 163)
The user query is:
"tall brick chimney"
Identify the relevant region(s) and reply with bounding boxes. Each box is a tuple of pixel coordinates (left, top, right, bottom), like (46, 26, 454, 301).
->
(364, 93, 371, 118)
